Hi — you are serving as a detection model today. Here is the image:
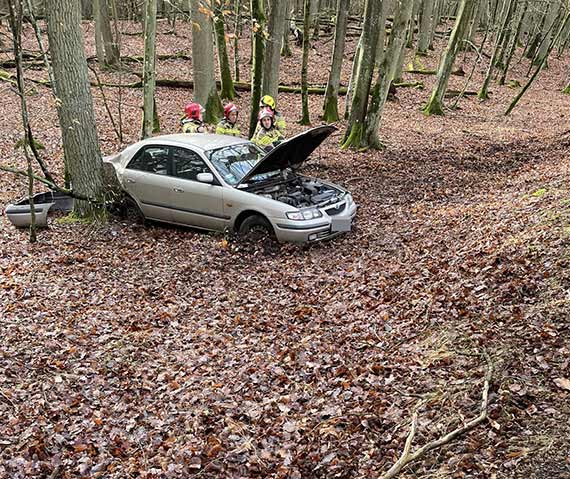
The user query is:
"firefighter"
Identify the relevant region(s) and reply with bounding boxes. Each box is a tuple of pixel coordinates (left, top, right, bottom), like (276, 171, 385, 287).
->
(256, 95, 286, 136)
(181, 102, 206, 133)
(215, 103, 241, 137)
(252, 107, 284, 151)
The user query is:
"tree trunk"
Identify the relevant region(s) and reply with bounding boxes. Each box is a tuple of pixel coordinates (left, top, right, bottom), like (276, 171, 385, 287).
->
(422, 0, 474, 115)
(344, 34, 362, 119)
(262, 0, 288, 99)
(191, 0, 223, 124)
(322, 0, 350, 122)
(478, 0, 514, 99)
(234, 0, 241, 81)
(81, 0, 93, 18)
(99, 0, 120, 67)
(498, 0, 527, 85)
(214, 5, 236, 99)
(9, 0, 36, 241)
(300, 0, 312, 124)
(46, 0, 104, 218)
(342, 0, 382, 148)
(418, 0, 435, 54)
(534, 0, 560, 65)
(141, 0, 158, 139)
(248, 0, 266, 137)
(94, 0, 105, 65)
(364, 0, 414, 149)
(506, 10, 570, 114)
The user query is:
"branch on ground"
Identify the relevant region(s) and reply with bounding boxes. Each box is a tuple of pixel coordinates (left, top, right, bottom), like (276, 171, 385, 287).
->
(380, 351, 494, 479)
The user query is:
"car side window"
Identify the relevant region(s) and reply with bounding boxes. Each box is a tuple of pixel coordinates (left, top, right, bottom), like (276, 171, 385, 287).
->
(127, 146, 169, 175)
(171, 147, 211, 181)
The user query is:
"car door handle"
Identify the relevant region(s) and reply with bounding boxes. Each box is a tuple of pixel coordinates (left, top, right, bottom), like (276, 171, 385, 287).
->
(126, 178, 136, 184)
(173, 187, 184, 193)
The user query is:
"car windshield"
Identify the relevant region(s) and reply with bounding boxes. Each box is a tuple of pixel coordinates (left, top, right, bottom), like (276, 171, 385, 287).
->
(208, 143, 277, 185)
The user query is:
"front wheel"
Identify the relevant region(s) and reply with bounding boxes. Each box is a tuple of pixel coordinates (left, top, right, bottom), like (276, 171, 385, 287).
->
(122, 197, 145, 225)
(238, 215, 274, 242)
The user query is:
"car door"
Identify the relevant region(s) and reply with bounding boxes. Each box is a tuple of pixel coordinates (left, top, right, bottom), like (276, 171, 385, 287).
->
(124, 145, 176, 222)
(168, 146, 229, 231)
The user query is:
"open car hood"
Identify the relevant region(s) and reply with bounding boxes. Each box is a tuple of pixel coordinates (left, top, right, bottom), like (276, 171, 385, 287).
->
(237, 125, 337, 186)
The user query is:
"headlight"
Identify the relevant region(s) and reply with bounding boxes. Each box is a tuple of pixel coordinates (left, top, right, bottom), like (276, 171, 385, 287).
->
(286, 208, 322, 220)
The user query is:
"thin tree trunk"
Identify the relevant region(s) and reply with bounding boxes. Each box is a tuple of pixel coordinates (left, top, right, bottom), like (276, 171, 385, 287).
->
(191, 0, 223, 124)
(94, 0, 105, 65)
(234, 0, 241, 81)
(506, 10, 570, 114)
(99, 0, 120, 67)
(534, 0, 560, 65)
(422, 0, 475, 115)
(323, 0, 350, 122)
(365, 0, 415, 149)
(214, 5, 236, 99)
(418, 0, 435, 54)
(498, 0, 526, 85)
(478, 0, 514, 99)
(9, 0, 36, 242)
(300, 0, 312, 124)
(141, 0, 158, 139)
(262, 0, 288, 99)
(46, 0, 104, 218)
(248, 0, 266, 137)
(342, 0, 382, 148)
(344, 34, 362, 119)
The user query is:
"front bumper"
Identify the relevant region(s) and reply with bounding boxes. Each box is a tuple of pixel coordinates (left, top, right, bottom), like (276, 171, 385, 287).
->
(271, 201, 358, 243)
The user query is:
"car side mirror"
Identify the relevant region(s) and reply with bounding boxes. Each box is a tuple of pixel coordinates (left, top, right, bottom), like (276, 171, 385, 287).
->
(197, 172, 214, 184)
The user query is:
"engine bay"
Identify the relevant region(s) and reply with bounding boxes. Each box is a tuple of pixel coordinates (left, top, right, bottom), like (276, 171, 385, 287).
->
(251, 174, 343, 208)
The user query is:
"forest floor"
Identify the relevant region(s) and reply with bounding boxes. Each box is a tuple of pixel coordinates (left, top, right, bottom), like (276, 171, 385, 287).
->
(1, 19, 570, 479)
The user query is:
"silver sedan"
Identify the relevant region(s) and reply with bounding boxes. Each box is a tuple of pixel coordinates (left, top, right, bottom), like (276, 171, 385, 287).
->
(103, 126, 357, 243)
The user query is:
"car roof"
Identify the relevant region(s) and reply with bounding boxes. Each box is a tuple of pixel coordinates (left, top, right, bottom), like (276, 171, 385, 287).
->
(136, 133, 249, 152)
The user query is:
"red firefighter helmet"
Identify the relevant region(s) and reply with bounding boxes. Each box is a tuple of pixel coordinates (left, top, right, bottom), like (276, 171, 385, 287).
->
(224, 103, 239, 119)
(184, 102, 204, 121)
(258, 107, 274, 123)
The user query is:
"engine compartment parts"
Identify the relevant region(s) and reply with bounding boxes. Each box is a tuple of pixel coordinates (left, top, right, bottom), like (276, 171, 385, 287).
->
(253, 176, 342, 208)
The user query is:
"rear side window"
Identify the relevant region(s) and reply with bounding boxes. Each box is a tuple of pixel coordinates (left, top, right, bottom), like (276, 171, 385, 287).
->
(171, 147, 211, 181)
(127, 146, 169, 175)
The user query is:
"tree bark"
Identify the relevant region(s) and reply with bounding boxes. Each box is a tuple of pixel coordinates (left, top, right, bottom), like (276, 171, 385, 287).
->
(422, 0, 474, 115)
(262, 0, 288, 99)
(94, 0, 105, 65)
(498, 0, 527, 85)
(322, 0, 350, 122)
(418, 0, 435, 54)
(506, 10, 570, 114)
(191, 0, 223, 124)
(248, 0, 266, 137)
(364, 0, 415, 149)
(478, 0, 515, 99)
(141, 0, 158, 139)
(300, 0, 312, 125)
(535, 0, 560, 65)
(99, 0, 120, 67)
(214, 4, 236, 99)
(46, 0, 104, 217)
(342, 0, 382, 148)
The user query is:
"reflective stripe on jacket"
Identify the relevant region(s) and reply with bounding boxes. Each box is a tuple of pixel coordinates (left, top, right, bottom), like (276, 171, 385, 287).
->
(254, 111, 286, 137)
(252, 127, 284, 149)
(181, 119, 205, 134)
(215, 119, 241, 137)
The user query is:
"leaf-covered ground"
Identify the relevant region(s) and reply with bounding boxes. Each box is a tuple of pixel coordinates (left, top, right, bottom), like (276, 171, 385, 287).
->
(1, 20, 570, 478)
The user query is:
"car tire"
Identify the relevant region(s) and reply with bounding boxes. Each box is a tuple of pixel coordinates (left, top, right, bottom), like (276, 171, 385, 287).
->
(122, 197, 145, 225)
(238, 214, 274, 241)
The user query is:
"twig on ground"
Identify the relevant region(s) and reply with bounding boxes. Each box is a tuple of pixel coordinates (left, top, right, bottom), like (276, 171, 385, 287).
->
(380, 351, 494, 479)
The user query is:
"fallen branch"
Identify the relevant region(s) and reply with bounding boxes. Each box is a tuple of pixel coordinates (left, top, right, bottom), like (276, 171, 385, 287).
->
(380, 352, 494, 479)
(0, 164, 91, 203)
